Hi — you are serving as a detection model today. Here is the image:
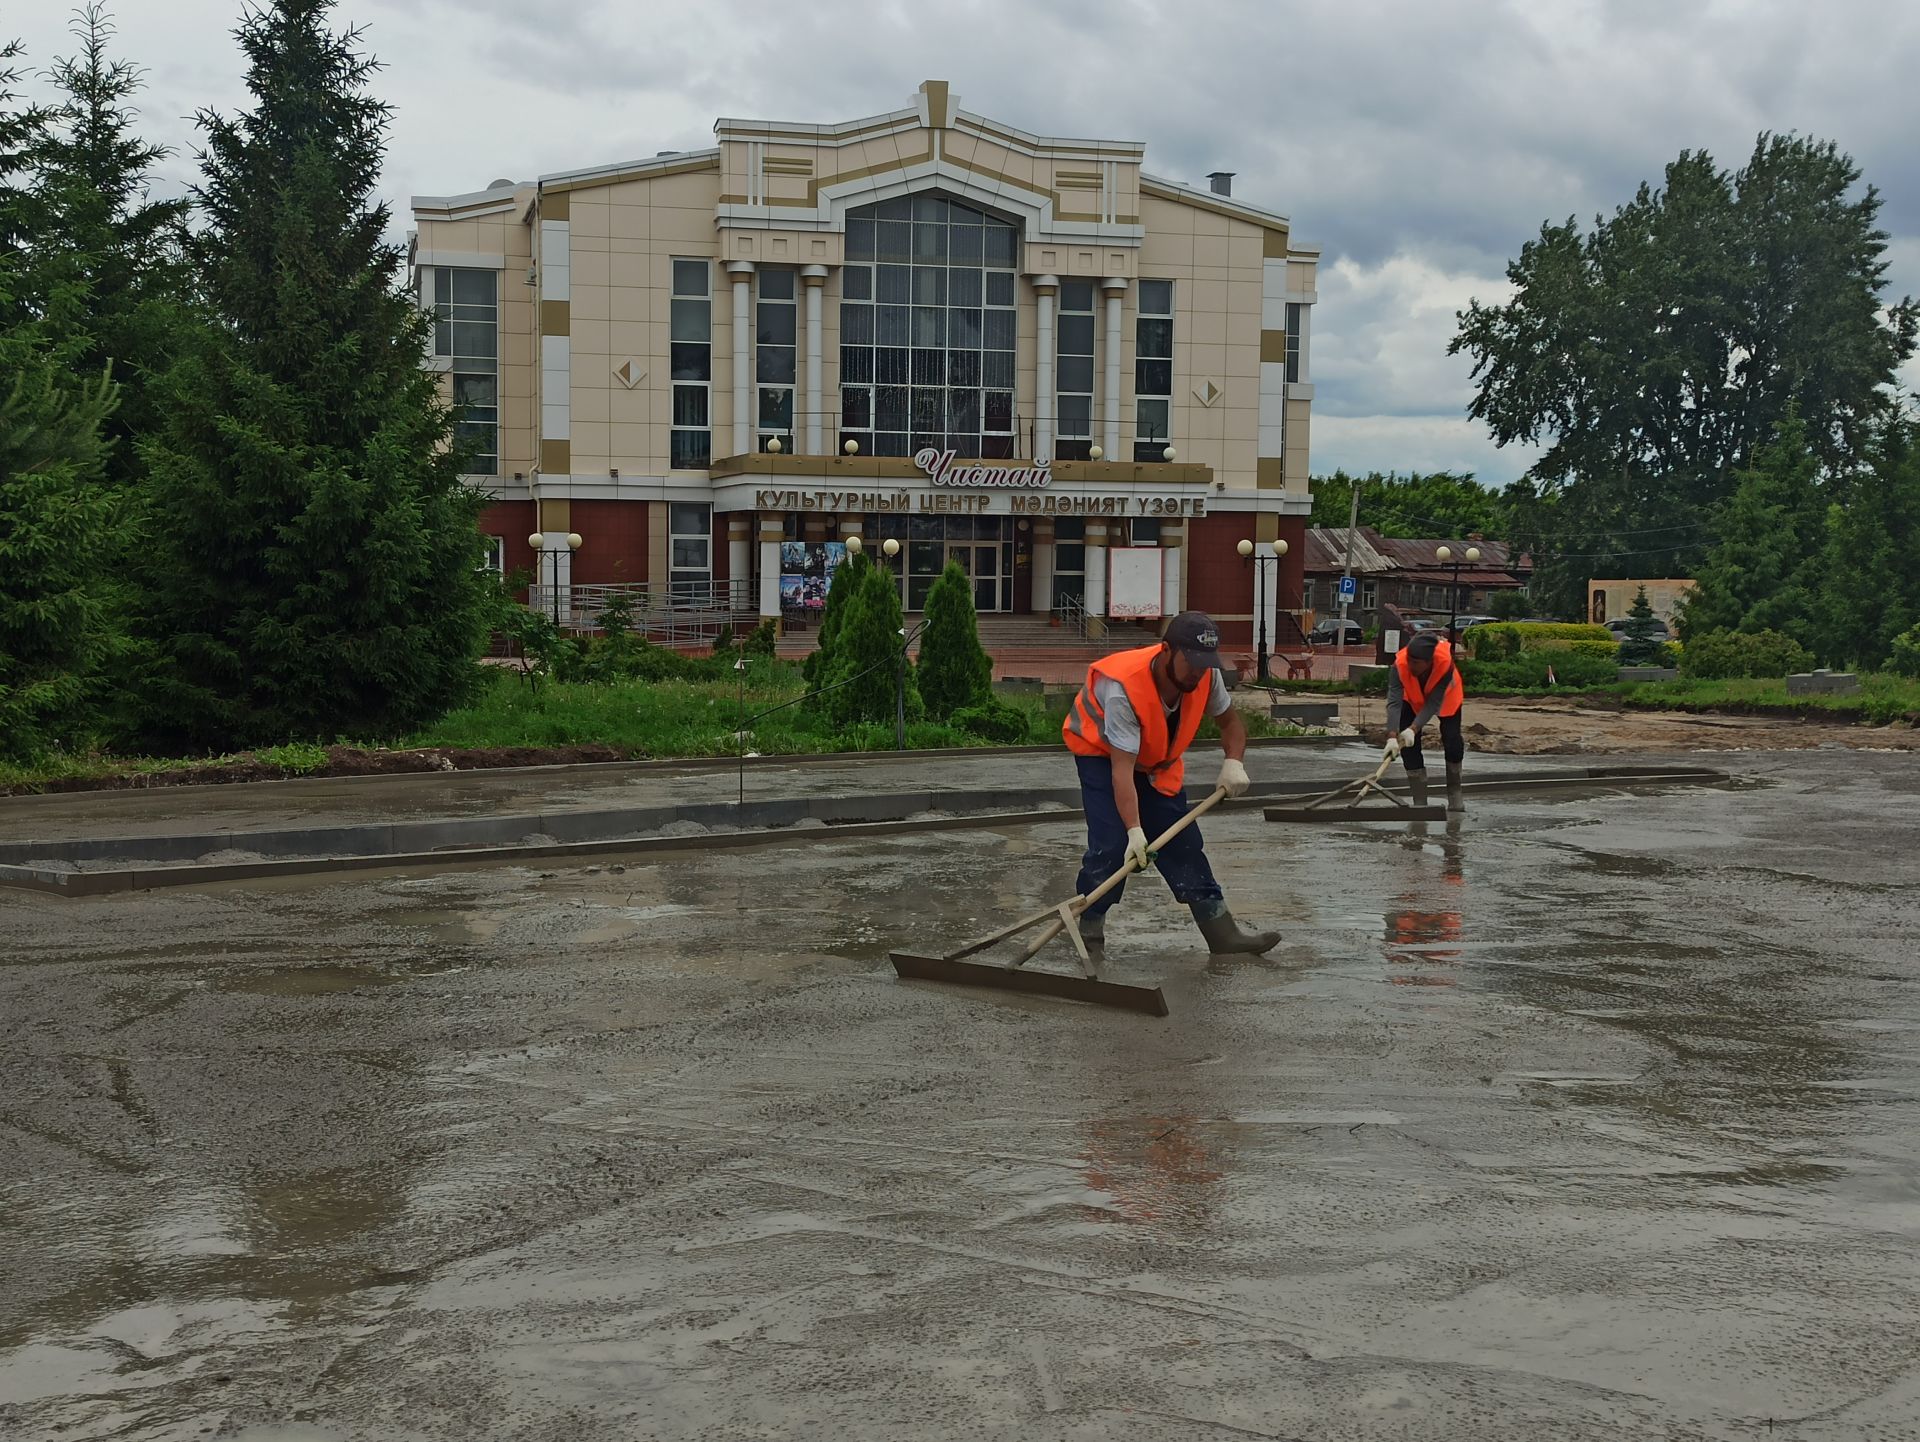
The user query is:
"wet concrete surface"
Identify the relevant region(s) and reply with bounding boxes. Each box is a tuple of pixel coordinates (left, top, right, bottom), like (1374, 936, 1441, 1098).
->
(2, 748, 1917, 1440)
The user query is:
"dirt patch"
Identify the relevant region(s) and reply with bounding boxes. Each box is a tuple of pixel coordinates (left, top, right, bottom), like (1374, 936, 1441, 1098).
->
(1396, 699, 1916, 756)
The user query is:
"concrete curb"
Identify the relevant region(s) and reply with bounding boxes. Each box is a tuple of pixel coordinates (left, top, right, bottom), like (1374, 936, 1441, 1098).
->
(0, 766, 1733, 897)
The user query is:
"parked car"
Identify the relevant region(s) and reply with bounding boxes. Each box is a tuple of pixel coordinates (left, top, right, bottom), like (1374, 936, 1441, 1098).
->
(1605, 616, 1671, 643)
(1308, 618, 1365, 646)
(1456, 615, 1499, 631)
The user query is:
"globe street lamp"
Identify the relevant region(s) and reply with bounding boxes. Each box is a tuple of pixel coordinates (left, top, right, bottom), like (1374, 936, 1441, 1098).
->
(527, 530, 582, 626)
(1436, 543, 1481, 640)
(1236, 536, 1289, 682)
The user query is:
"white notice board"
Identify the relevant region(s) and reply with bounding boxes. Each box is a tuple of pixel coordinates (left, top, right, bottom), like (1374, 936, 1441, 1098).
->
(1108, 548, 1164, 619)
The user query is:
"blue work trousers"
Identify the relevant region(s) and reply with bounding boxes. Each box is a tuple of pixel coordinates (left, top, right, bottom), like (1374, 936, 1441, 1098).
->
(1074, 754, 1223, 917)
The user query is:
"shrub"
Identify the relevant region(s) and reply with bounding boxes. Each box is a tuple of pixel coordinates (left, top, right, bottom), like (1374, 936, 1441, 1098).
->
(1678, 628, 1814, 680)
(951, 699, 1032, 743)
(1460, 651, 1619, 689)
(824, 563, 923, 727)
(1486, 589, 1533, 620)
(1465, 621, 1613, 661)
(741, 619, 777, 659)
(1887, 623, 1920, 679)
(917, 562, 994, 719)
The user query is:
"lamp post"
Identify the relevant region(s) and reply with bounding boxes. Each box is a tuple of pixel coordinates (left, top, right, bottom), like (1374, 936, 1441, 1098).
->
(1436, 543, 1481, 641)
(880, 538, 905, 750)
(1236, 536, 1289, 682)
(527, 530, 583, 625)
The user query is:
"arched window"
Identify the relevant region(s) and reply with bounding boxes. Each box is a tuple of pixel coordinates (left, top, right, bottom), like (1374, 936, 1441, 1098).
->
(838, 193, 1020, 459)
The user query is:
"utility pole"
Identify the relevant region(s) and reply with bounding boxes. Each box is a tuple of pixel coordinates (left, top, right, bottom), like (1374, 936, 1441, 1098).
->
(1336, 476, 1360, 646)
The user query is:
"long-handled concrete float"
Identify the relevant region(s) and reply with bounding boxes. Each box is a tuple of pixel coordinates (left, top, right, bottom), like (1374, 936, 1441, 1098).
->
(889, 787, 1228, 1017)
(1262, 751, 1448, 823)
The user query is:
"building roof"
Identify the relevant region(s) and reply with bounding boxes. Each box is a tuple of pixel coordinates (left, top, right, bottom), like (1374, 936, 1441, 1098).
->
(1305, 527, 1530, 585)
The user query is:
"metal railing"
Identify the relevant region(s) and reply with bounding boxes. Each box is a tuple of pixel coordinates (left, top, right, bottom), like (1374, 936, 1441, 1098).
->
(1052, 593, 1093, 641)
(527, 579, 758, 646)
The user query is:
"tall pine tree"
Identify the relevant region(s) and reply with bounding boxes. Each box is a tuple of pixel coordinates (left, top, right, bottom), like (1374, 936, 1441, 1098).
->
(30, 5, 191, 490)
(0, 305, 119, 760)
(131, 0, 490, 748)
(1817, 415, 1920, 668)
(1677, 412, 1825, 650)
(1, 38, 52, 323)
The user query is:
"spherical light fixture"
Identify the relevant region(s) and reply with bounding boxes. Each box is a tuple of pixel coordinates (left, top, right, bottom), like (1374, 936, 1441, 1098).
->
(845, 534, 863, 555)
(882, 538, 901, 558)
(1271, 538, 1289, 557)
(1162, 446, 1177, 462)
(1466, 545, 1482, 564)
(843, 438, 859, 455)
(526, 532, 544, 550)
(1088, 444, 1104, 461)
(766, 436, 782, 454)
(566, 532, 583, 551)
(1436, 544, 1453, 563)
(1236, 538, 1254, 558)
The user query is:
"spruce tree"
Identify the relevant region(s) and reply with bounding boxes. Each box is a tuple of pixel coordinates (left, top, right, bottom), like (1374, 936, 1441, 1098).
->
(1677, 412, 1825, 650)
(30, 5, 192, 490)
(1, 39, 52, 326)
(130, 0, 489, 748)
(826, 561, 920, 728)
(917, 560, 992, 720)
(1617, 586, 1665, 666)
(1817, 416, 1920, 667)
(803, 550, 867, 690)
(0, 311, 119, 759)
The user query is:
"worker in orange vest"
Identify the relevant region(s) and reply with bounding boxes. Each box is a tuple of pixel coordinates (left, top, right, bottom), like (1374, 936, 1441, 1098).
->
(1062, 611, 1279, 959)
(1385, 630, 1467, 811)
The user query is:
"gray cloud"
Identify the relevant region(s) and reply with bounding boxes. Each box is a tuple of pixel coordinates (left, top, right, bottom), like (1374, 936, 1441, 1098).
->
(10, 0, 1918, 485)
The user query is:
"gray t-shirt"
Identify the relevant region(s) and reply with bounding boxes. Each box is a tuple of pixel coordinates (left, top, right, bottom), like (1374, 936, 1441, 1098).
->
(1094, 670, 1230, 756)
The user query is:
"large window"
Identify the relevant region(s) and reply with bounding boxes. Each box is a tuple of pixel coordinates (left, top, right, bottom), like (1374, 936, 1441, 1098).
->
(668, 502, 711, 601)
(757, 269, 796, 449)
(1051, 516, 1086, 610)
(432, 267, 498, 475)
(1135, 279, 1173, 461)
(670, 259, 712, 470)
(1056, 281, 1095, 461)
(1285, 301, 1303, 385)
(839, 193, 1019, 459)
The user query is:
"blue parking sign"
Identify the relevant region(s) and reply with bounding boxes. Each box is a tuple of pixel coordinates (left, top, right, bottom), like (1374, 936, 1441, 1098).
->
(1337, 575, 1357, 602)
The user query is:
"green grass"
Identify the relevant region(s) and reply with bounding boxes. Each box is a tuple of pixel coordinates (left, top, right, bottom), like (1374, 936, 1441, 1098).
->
(1251, 672, 1920, 724)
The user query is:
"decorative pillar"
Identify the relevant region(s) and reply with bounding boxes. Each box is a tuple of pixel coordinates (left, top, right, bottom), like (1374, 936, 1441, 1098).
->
(1030, 517, 1055, 616)
(1101, 277, 1126, 458)
(1160, 521, 1184, 621)
(1032, 274, 1059, 461)
(803, 265, 829, 455)
(728, 261, 755, 458)
(728, 516, 752, 611)
(1084, 520, 1108, 619)
(758, 511, 782, 625)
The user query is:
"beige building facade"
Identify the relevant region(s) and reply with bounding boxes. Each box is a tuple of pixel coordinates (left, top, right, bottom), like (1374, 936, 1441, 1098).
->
(410, 82, 1319, 645)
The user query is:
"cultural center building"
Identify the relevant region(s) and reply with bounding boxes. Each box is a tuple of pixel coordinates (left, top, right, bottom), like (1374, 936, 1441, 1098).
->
(409, 81, 1318, 646)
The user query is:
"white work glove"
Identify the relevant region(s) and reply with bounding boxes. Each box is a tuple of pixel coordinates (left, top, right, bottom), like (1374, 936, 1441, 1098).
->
(1398, 727, 1417, 749)
(1382, 735, 1403, 762)
(1124, 826, 1153, 872)
(1216, 757, 1251, 798)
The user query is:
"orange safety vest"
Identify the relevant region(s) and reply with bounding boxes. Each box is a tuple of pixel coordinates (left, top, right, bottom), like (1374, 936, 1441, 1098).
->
(1062, 644, 1210, 796)
(1394, 637, 1466, 718)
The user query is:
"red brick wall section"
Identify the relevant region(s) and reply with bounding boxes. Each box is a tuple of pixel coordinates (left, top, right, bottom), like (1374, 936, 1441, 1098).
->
(1183, 513, 1306, 648)
(568, 500, 649, 586)
(479, 502, 537, 591)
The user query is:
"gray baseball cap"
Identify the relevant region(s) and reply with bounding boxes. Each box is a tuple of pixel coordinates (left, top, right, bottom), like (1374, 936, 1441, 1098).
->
(1163, 610, 1224, 669)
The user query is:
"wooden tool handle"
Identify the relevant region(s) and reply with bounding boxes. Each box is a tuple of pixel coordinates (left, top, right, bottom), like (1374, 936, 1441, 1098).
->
(1080, 786, 1229, 910)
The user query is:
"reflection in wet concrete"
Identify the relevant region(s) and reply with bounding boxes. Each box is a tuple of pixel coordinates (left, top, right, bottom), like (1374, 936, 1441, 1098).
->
(1078, 1115, 1226, 1228)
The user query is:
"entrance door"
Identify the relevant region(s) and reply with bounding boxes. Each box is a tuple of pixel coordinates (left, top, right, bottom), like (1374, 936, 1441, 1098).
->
(948, 543, 1002, 613)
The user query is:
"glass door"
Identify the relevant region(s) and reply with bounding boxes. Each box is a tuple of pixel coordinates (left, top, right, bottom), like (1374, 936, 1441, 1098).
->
(948, 543, 1004, 613)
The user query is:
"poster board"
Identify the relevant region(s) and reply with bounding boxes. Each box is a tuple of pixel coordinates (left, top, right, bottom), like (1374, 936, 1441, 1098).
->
(779, 541, 847, 611)
(1107, 548, 1164, 620)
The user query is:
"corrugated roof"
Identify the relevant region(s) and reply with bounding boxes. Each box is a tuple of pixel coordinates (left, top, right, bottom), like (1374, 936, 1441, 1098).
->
(1305, 527, 1531, 581)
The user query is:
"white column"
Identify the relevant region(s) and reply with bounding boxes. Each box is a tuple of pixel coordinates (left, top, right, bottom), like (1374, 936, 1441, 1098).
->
(1084, 522, 1108, 618)
(1033, 275, 1058, 460)
(728, 262, 754, 458)
(728, 516, 752, 611)
(1160, 528, 1182, 620)
(758, 516, 781, 622)
(1030, 521, 1054, 615)
(1101, 277, 1126, 457)
(802, 265, 828, 455)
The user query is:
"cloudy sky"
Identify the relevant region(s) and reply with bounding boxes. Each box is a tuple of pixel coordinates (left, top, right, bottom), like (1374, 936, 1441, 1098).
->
(10, 0, 1920, 485)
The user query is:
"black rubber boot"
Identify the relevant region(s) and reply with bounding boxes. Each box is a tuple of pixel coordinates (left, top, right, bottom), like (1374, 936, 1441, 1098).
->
(1078, 909, 1106, 962)
(1189, 899, 1280, 956)
(1445, 761, 1466, 814)
(1405, 767, 1430, 807)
